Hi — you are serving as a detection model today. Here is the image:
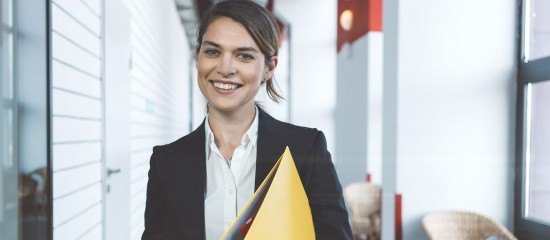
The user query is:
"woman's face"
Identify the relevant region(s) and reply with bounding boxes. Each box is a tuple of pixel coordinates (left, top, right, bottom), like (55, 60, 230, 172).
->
(196, 17, 277, 114)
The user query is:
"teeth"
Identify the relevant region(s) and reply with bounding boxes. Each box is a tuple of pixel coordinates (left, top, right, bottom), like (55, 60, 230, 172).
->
(213, 82, 238, 90)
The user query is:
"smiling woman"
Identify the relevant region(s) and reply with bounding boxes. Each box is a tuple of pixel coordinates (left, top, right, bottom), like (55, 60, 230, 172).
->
(142, 1, 352, 239)
(196, 16, 274, 116)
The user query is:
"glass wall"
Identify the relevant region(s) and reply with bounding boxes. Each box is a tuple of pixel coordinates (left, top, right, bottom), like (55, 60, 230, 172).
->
(525, 80, 550, 224)
(2, 0, 51, 239)
(1, 0, 18, 238)
(16, 0, 50, 237)
(525, 0, 550, 61)
(516, 0, 550, 238)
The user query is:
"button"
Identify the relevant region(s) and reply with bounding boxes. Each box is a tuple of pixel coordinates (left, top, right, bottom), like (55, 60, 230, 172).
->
(228, 189, 234, 194)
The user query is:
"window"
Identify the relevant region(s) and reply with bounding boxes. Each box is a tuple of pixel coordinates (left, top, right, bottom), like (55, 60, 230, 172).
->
(1, 0, 18, 238)
(524, 0, 550, 61)
(524, 81, 550, 224)
(515, 0, 550, 238)
(4, 0, 50, 239)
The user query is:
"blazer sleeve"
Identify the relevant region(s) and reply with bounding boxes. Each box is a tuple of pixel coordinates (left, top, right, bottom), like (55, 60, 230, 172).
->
(304, 131, 353, 240)
(142, 147, 168, 240)
(141, 143, 202, 240)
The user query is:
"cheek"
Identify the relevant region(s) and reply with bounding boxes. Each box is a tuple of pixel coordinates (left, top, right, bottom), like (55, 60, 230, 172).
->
(242, 64, 265, 85)
(197, 57, 215, 78)
(196, 61, 208, 79)
(196, 60, 212, 96)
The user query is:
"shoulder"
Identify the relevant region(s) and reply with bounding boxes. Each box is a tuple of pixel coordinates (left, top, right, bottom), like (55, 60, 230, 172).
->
(259, 108, 323, 139)
(258, 109, 327, 154)
(152, 121, 206, 156)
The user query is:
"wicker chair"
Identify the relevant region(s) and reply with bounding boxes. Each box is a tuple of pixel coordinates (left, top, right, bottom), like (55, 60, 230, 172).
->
(343, 182, 381, 240)
(422, 211, 517, 240)
(29, 167, 48, 212)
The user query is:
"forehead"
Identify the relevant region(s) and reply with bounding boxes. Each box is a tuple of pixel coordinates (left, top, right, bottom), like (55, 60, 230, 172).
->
(202, 17, 259, 50)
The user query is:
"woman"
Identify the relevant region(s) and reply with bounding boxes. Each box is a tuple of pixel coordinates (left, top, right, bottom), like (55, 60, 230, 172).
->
(142, 1, 352, 239)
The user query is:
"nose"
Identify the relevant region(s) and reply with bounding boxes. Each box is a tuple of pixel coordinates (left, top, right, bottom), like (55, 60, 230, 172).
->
(217, 55, 236, 78)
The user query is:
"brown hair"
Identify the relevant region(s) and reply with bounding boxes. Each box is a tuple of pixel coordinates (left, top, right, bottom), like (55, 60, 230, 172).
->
(196, 0, 284, 103)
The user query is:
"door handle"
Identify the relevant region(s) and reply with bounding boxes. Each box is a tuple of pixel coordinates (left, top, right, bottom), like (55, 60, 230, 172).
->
(107, 168, 121, 177)
(106, 168, 121, 193)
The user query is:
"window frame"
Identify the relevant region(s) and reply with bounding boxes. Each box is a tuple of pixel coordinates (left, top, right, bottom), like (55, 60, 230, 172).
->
(514, 0, 550, 238)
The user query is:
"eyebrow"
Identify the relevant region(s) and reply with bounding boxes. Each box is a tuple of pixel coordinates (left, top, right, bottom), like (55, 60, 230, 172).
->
(202, 40, 259, 53)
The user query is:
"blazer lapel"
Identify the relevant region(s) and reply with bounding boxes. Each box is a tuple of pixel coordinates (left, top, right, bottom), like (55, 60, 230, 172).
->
(255, 108, 289, 189)
(166, 110, 289, 237)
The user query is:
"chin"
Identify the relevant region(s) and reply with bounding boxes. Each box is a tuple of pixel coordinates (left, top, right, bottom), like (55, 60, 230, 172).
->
(208, 103, 237, 112)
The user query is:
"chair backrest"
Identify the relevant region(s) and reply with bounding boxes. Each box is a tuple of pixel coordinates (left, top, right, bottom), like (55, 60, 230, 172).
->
(343, 182, 381, 218)
(422, 211, 517, 240)
(343, 182, 382, 239)
(20, 173, 38, 199)
(30, 167, 47, 194)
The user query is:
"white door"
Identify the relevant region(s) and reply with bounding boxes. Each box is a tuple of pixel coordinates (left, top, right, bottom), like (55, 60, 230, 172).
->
(104, 0, 131, 239)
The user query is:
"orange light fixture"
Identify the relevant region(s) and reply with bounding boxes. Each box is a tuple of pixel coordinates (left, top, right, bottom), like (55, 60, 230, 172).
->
(339, 10, 353, 31)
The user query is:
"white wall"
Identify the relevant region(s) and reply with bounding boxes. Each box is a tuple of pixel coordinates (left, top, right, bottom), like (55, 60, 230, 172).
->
(276, 0, 337, 156)
(124, 0, 191, 238)
(256, 38, 291, 121)
(51, 0, 104, 238)
(366, 33, 384, 185)
(49, 0, 190, 238)
(382, 0, 517, 239)
(335, 32, 384, 187)
(335, 36, 369, 188)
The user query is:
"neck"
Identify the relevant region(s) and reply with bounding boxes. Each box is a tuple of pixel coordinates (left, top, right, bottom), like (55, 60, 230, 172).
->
(207, 104, 256, 154)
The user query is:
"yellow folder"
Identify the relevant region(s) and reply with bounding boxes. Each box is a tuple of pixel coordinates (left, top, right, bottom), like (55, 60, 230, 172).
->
(221, 147, 315, 240)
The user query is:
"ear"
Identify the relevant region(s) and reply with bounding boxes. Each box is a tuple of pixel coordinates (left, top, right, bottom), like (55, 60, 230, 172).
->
(265, 55, 278, 80)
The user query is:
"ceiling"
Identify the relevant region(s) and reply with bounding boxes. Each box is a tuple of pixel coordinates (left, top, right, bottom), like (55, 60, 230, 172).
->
(173, 0, 201, 49)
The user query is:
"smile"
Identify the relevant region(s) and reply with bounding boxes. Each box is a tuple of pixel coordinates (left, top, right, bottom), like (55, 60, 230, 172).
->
(210, 80, 242, 90)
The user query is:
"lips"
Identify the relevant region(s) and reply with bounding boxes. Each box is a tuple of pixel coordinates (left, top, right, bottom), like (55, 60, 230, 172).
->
(209, 80, 242, 91)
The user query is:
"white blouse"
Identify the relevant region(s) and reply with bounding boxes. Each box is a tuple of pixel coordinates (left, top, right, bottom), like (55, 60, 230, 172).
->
(204, 108, 258, 240)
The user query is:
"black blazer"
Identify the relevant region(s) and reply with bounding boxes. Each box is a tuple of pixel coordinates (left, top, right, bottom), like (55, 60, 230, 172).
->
(142, 108, 352, 240)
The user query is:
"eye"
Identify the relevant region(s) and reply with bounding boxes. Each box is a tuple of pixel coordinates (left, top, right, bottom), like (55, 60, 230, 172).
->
(237, 53, 254, 61)
(203, 49, 220, 57)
